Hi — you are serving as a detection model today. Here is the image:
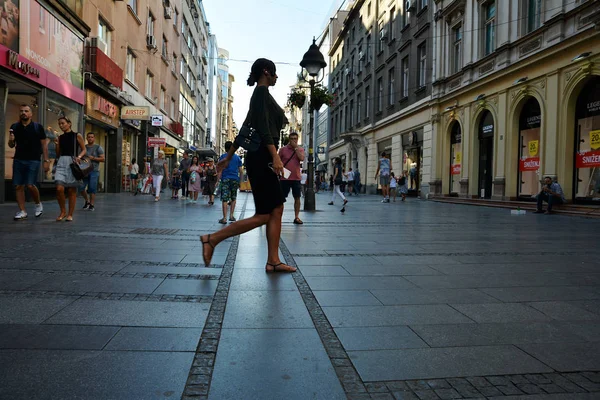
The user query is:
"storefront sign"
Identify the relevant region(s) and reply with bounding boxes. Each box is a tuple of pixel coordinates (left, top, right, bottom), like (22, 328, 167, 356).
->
(590, 130, 600, 150)
(151, 115, 164, 127)
(528, 140, 539, 157)
(160, 147, 175, 155)
(576, 150, 600, 169)
(526, 115, 541, 129)
(519, 157, 540, 171)
(7, 50, 40, 77)
(588, 101, 600, 115)
(318, 146, 325, 154)
(86, 91, 119, 127)
(121, 106, 150, 120)
(189, 145, 197, 151)
(451, 164, 461, 175)
(482, 124, 493, 135)
(148, 137, 166, 148)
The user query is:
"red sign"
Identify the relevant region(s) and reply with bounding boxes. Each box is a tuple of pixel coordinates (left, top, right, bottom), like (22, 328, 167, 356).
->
(451, 164, 461, 175)
(148, 137, 167, 148)
(1, 45, 85, 104)
(95, 96, 118, 118)
(170, 122, 184, 137)
(519, 157, 540, 172)
(87, 45, 123, 89)
(576, 150, 600, 169)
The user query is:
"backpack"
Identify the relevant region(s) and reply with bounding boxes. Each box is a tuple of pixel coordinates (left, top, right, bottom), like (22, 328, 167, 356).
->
(190, 171, 197, 184)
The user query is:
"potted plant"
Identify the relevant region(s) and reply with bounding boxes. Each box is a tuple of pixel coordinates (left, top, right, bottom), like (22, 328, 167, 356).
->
(310, 85, 335, 111)
(288, 89, 306, 109)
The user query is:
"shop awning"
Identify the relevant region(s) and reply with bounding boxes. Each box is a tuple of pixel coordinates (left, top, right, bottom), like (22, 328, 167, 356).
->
(195, 147, 219, 160)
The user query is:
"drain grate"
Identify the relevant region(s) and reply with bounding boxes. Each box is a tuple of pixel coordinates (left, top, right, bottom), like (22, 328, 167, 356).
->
(130, 228, 180, 235)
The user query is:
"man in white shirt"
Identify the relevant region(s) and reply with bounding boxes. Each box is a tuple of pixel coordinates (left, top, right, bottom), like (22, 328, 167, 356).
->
(300, 170, 307, 197)
(346, 168, 355, 195)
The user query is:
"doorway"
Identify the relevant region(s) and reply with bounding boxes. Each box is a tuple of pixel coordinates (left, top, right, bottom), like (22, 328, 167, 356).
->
(449, 122, 462, 194)
(518, 97, 541, 198)
(478, 110, 494, 199)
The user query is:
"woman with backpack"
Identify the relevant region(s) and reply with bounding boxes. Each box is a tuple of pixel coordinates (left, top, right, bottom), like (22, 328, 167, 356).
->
(187, 156, 202, 203)
(203, 157, 218, 205)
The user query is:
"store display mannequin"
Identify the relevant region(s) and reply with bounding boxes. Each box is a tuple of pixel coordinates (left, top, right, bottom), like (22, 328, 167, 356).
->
(409, 163, 417, 189)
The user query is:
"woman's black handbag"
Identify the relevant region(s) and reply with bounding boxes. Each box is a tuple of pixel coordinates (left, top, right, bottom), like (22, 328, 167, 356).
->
(234, 125, 261, 152)
(69, 134, 93, 180)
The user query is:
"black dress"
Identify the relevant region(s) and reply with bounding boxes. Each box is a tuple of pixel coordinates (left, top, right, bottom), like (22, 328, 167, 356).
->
(243, 86, 286, 215)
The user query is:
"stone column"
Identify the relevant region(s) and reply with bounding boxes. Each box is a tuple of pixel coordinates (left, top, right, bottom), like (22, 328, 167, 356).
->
(366, 138, 378, 194)
(106, 126, 123, 193)
(493, 92, 508, 199)
(421, 123, 433, 198)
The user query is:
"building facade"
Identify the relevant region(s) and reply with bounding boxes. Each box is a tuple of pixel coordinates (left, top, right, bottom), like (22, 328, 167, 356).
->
(328, 0, 434, 196)
(216, 47, 230, 154)
(0, 0, 90, 201)
(429, 0, 600, 203)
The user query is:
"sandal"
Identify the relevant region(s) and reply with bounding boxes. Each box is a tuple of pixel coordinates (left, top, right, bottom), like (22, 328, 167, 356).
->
(65, 216, 73, 222)
(293, 218, 303, 225)
(218, 218, 227, 224)
(265, 262, 297, 273)
(56, 214, 66, 222)
(200, 234, 215, 267)
(229, 216, 236, 222)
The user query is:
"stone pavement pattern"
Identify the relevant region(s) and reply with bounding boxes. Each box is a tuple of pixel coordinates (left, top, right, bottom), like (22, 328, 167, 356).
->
(0, 192, 598, 399)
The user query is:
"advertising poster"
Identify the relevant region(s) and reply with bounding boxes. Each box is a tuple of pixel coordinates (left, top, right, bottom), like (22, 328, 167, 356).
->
(0, 0, 19, 52)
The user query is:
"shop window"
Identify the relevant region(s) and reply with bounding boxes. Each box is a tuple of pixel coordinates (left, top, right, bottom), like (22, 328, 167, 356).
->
(518, 97, 541, 197)
(483, 1, 496, 56)
(450, 122, 462, 194)
(574, 76, 600, 201)
(478, 110, 494, 198)
(98, 18, 112, 57)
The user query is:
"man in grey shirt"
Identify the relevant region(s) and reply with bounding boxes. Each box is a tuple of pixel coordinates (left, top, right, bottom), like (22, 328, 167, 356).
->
(80, 132, 105, 211)
(179, 152, 192, 199)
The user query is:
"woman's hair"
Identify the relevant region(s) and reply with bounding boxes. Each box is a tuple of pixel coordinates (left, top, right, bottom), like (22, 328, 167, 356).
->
(58, 116, 71, 124)
(132, 158, 136, 164)
(191, 156, 199, 166)
(247, 58, 276, 86)
(158, 150, 165, 156)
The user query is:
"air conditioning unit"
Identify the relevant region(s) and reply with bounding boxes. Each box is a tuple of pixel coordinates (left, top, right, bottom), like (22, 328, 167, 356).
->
(90, 36, 107, 54)
(164, 7, 173, 19)
(191, 88, 197, 98)
(358, 51, 365, 61)
(146, 35, 157, 49)
(344, 68, 352, 76)
(406, 0, 415, 12)
(380, 29, 388, 41)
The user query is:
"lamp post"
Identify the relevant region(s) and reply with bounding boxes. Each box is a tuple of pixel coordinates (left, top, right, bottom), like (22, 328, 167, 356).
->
(299, 38, 327, 211)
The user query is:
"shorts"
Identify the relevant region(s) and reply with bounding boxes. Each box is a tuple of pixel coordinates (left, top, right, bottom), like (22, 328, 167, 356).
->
(380, 175, 390, 186)
(80, 170, 99, 194)
(280, 180, 302, 199)
(130, 174, 138, 180)
(13, 159, 40, 186)
(220, 178, 239, 202)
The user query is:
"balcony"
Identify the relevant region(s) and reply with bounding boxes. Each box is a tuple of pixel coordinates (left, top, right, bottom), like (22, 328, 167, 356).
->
(86, 42, 123, 90)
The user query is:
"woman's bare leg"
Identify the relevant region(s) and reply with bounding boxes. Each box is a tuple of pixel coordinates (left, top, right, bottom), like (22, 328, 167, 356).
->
(67, 187, 77, 218)
(56, 185, 66, 217)
(265, 205, 296, 272)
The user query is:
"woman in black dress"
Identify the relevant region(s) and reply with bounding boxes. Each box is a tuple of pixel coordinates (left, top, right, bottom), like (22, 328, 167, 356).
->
(200, 58, 295, 273)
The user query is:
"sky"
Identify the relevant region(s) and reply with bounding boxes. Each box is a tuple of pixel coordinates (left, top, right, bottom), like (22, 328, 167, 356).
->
(202, 0, 345, 127)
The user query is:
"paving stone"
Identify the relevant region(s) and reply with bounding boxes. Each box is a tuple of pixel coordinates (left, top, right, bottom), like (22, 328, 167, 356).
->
(334, 326, 429, 351)
(477, 386, 503, 397)
(517, 383, 545, 394)
(0, 324, 119, 350)
(540, 384, 568, 394)
(496, 383, 524, 395)
(104, 327, 203, 351)
(414, 390, 440, 400)
(433, 389, 462, 399)
(427, 380, 451, 389)
(518, 342, 600, 371)
(314, 290, 383, 306)
(449, 303, 552, 323)
(370, 288, 500, 305)
(365, 382, 389, 393)
(153, 279, 219, 296)
(392, 392, 420, 400)
(0, 298, 76, 324)
(528, 301, 600, 321)
(407, 380, 431, 390)
(370, 394, 395, 400)
(465, 377, 491, 388)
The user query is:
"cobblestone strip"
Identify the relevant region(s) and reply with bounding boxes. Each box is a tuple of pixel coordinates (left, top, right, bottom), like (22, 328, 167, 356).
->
(279, 240, 369, 399)
(361, 372, 600, 399)
(0, 290, 212, 302)
(181, 199, 247, 400)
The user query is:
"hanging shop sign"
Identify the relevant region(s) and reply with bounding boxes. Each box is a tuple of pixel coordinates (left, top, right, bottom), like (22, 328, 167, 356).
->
(86, 91, 119, 128)
(160, 147, 175, 155)
(519, 157, 540, 171)
(451, 164, 461, 175)
(121, 106, 150, 120)
(151, 115, 164, 127)
(576, 150, 600, 169)
(148, 137, 166, 148)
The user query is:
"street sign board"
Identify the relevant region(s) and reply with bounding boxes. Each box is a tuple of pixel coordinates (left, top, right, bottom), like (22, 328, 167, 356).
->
(121, 106, 150, 120)
(161, 147, 175, 155)
(151, 115, 163, 126)
(148, 137, 166, 148)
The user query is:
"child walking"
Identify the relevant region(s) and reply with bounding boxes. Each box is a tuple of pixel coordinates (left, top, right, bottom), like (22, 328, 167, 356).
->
(399, 171, 408, 201)
(390, 172, 398, 202)
(171, 167, 182, 199)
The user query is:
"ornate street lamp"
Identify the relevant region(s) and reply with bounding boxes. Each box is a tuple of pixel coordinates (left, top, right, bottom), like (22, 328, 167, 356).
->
(299, 38, 326, 211)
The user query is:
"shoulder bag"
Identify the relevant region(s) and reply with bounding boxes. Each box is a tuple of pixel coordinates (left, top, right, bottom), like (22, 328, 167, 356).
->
(70, 133, 93, 180)
(234, 125, 261, 152)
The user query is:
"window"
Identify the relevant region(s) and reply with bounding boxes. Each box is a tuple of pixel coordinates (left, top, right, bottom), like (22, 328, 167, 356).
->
(365, 86, 371, 118)
(173, 8, 178, 29)
(357, 93, 362, 122)
(418, 42, 426, 88)
(350, 100, 355, 126)
(401, 56, 409, 98)
(161, 35, 168, 59)
(126, 48, 136, 84)
(377, 77, 383, 112)
(128, 0, 137, 15)
(340, 109, 345, 132)
(180, 58, 185, 75)
(98, 18, 111, 56)
(358, 46, 363, 73)
(172, 53, 177, 74)
(147, 11, 155, 37)
(182, 17, 186, 36)
(484, 1, 496, 56)
(525, 0, 541, 34)
(390, 7, 396, 40)
(452, 24, 462, 74)
(378, 27, 385, 53)
(403, 1, 410, 27)
(419, 0, 428, 11)
(367, 2, 371, 17)
(388, 68, 395, 105)
(160, 86, 166, 111)
(366, 33, 371, 61)
(39, 5, 45, 31)
(170, 98, 175, 118)
(145, 71, 154, 99)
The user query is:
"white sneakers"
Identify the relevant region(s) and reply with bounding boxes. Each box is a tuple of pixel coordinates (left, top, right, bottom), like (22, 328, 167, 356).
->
(14, 203, 43, 220)
(14, 210, 27, 220)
